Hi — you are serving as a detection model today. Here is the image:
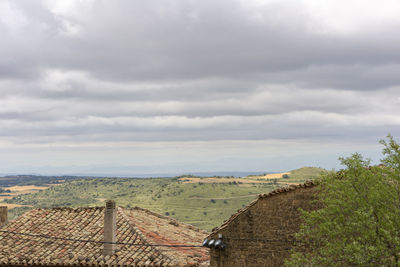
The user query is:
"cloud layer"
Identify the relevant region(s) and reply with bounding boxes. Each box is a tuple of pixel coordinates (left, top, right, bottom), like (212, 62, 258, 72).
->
(0, 0, 399, 174)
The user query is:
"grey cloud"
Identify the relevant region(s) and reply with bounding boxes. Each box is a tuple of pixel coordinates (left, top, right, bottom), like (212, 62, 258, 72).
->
(0, 0, 400, 150)
(1, 0, 400, 90)
(261, 64, 400, 90)
(2, 113, 398, 144)
(0, 82, 386, 124)
(0, 1, 59, 80)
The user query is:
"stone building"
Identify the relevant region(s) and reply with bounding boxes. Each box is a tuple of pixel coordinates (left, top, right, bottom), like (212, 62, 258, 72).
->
(204, 181, 320, 267)
(0, 201, 209, 266)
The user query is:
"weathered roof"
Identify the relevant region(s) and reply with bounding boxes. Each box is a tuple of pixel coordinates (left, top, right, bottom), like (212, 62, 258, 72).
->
(209, 181, 316, 236)
(0, 206, 209, 266)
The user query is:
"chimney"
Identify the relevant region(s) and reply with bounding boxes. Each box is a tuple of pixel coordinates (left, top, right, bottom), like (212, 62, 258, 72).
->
(103, 200, 116, 256)
(0, 206, 7, 227)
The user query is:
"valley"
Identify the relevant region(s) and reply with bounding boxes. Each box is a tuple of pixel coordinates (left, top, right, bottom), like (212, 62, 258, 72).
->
(0, 167, 325, 231)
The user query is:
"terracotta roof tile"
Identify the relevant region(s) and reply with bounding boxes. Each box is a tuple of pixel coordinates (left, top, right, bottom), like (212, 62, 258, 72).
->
(0, 206, 209, 266)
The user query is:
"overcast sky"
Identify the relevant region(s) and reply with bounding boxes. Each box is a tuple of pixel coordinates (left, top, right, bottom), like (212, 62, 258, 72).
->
(1, 0, 399, 176)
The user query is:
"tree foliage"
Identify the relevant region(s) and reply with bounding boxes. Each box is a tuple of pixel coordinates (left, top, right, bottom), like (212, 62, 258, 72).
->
(0, 188, 11, 194)
(286, 135, 400, 266)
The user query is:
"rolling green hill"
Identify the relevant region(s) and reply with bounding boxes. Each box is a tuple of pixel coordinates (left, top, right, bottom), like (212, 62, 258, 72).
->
(287, 167, 327, 180)
(3, 167, 325, 231)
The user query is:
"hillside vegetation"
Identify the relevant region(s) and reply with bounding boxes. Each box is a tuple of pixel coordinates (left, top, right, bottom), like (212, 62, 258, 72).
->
(287, 135, 400, 266)
(2, 167, 324, 231)
(284, 167, 326, 181)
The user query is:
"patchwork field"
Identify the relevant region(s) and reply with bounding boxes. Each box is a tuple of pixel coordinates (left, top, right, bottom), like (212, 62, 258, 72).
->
(178, 168, 324, 186)
(0, 185, 51, 209)
(253, 172, 291, 179)
(1, 167, 326, 231)
(179, 177, 268, 184)
(6, 185, 49, 192)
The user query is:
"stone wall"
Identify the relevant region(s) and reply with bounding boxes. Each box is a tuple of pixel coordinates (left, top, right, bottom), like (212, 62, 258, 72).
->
(208, 186, 320, 267)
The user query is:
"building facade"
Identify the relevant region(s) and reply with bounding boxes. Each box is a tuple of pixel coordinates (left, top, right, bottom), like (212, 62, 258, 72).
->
(205, 181, 320, 267)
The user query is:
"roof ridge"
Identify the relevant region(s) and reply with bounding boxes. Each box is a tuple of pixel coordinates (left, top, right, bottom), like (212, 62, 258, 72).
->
(118, 207, 177, 265)
(208, 180, 316, 236)
(258, 180, 315, 199)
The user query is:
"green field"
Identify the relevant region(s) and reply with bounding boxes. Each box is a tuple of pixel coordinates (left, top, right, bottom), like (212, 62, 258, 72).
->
(2, 167, 324, 231)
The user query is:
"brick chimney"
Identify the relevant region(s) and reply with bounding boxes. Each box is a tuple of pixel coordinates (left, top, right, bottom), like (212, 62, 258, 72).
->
(103, 200, 116, 256)
(0, 206, 7, 227)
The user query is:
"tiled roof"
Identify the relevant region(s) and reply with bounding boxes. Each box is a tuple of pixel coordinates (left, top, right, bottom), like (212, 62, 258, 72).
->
(0, 206, 209, 266)
(208, 181, 316, 236)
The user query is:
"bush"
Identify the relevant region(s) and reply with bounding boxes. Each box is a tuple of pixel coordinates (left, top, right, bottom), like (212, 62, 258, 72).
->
(286, 135, 400, 266)
(0, 188, 11, 194)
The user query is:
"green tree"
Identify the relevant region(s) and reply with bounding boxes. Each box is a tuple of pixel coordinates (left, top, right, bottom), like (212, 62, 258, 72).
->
(286, 135, 400, 266)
